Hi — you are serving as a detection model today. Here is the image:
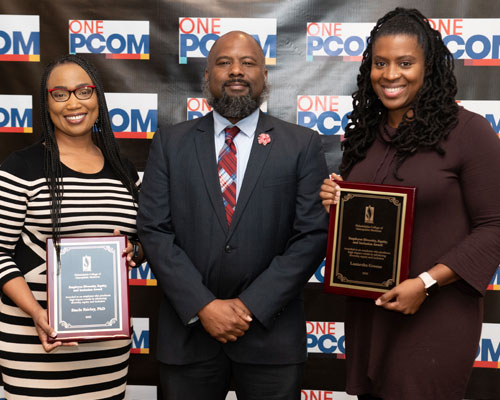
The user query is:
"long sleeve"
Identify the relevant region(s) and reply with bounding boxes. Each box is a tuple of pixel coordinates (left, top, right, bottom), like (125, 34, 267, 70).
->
(137, 128, 217, 324)
(0, 153, 31, 288)
(437, 113, 500, 295)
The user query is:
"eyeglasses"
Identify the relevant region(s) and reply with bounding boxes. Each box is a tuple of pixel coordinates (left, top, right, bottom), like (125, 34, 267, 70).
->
(48, 85, 96, 102)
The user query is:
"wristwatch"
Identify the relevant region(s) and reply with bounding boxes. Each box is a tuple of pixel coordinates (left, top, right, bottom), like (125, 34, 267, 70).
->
(131, 239, 140, 260)
(418, 272, 439, 297)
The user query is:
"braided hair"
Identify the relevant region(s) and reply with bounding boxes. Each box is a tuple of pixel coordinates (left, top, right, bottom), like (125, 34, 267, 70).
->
(339, 8, 459, 179)
(40, 54, 139, 258)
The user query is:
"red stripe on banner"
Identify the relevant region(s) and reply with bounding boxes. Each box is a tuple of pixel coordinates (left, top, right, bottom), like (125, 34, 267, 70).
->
(464, 59, 500, 66)
(129, 279, 147, 286)
(130, 348, 149, 354)
(129, 279, 157, 286)
(113, 132, 148, 139)
(473, 360, 499, 368)
(335, 354, 346, 359)
(343, 56, 362, 61)
(105, 54, 142, 59)
(0, 54, 32, 61)
(0, 127, 27, 132)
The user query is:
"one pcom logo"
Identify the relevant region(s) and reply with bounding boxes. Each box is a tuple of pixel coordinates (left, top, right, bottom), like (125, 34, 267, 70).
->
(179, 18, 276, 65)
(307, 321, 345, 357)
(128, 262, 157, 286)
(0, 15, 39, 61)
(301, 390, 356, 400)
(187, 97, 213, 120)
(0, 95, 32, 133)
(474, 323, 500, 368)
(487, 266, 500, 290)
(306, 22, 373, 62)
(69, 20, 149, 59)
(297, 95, 352, 136)
(187, 97, 268, 120)
(456, 100, 500, 137)
(431, 19, 500, 66)
(131, 317, 149, 354)
(306, 19, 500, 66)
(104, 93, 157, 139)
(308, 259, 325, 284)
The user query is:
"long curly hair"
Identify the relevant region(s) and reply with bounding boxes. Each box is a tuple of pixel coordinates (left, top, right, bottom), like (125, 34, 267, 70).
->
(40, 54, 139, 257)
(339, 8, 459, 179)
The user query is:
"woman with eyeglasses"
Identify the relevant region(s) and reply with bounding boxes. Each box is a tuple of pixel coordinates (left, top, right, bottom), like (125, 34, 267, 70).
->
(0, 54, 143, 399)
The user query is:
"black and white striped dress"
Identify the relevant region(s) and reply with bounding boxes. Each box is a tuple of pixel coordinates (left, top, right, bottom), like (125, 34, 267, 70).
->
(0, 142, 138, 400)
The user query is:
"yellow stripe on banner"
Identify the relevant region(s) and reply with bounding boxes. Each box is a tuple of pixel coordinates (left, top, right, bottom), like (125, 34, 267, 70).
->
(30, 55, 40, 62)
(141, 54, 150, 60)
(265, 58, 276, 65)
(147, 279, 157, 286)
(24, 127, 33, 133)
(140, 349, 150, 354)
(492, 285, 500, 290)
(147, 132, 156, 139)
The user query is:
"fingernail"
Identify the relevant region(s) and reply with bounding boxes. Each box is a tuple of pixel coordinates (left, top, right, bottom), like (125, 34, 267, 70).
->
(50, 331, 57, 338)
(375, 299, 381, 306)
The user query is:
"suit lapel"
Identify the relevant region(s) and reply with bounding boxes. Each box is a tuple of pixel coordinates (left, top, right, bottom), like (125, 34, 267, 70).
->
(194, 113, 229, 234)
(229, 112, 274, 236)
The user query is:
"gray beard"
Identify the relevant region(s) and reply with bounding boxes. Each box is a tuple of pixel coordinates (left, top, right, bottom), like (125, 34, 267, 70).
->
(203, 79, 267, 120)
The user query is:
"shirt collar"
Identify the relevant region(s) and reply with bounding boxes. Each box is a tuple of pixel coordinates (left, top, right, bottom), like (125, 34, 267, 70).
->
(213, 108, 260, 139)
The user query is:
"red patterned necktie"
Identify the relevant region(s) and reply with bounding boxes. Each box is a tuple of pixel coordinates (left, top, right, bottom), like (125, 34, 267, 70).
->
(218, 126, 240, 226)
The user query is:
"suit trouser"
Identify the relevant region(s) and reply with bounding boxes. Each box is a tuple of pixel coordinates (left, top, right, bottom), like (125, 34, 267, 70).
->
(159, 349, 304, 400)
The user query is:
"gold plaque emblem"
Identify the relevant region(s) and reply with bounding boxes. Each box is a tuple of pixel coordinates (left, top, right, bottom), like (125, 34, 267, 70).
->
(365, 205, 374, 224)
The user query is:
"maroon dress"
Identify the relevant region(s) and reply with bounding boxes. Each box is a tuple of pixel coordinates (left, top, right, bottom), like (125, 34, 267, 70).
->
(344, 108, 500, 400)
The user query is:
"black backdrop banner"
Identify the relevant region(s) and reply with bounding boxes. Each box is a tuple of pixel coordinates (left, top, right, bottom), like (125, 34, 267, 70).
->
(2, 0, 500, 399)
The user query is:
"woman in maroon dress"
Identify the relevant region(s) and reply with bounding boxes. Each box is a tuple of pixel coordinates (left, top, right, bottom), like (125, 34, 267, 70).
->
(320, 8, 500, 400)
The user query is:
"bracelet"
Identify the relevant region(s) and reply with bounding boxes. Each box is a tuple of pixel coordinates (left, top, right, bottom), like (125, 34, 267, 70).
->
(418, 272, 439, 297)
(131, 240, 140, 260)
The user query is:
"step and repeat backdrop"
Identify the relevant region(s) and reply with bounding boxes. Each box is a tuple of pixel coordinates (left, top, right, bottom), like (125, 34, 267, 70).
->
(2, 0, 500, 399)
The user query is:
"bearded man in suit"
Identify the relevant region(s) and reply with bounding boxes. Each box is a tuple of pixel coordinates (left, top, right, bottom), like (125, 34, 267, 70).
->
(137, 30, 329, 400)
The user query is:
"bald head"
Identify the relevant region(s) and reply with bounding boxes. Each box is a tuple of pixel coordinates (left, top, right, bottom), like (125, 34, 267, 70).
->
(207, 31, 265, 67)
(203, 30, 268, 123)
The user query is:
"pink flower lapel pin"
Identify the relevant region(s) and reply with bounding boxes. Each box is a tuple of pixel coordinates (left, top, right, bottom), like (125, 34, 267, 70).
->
(258, 133, 271, 146)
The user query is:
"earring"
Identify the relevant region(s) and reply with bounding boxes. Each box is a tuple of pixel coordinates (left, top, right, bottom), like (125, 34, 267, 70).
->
(92, 118, 101, 135)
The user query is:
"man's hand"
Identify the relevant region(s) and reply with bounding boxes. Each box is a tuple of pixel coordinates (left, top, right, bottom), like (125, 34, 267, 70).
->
(198, 299, 253, 343)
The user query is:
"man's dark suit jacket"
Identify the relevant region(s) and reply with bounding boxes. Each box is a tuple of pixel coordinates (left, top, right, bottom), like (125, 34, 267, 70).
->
(137, 111, 329, 365)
